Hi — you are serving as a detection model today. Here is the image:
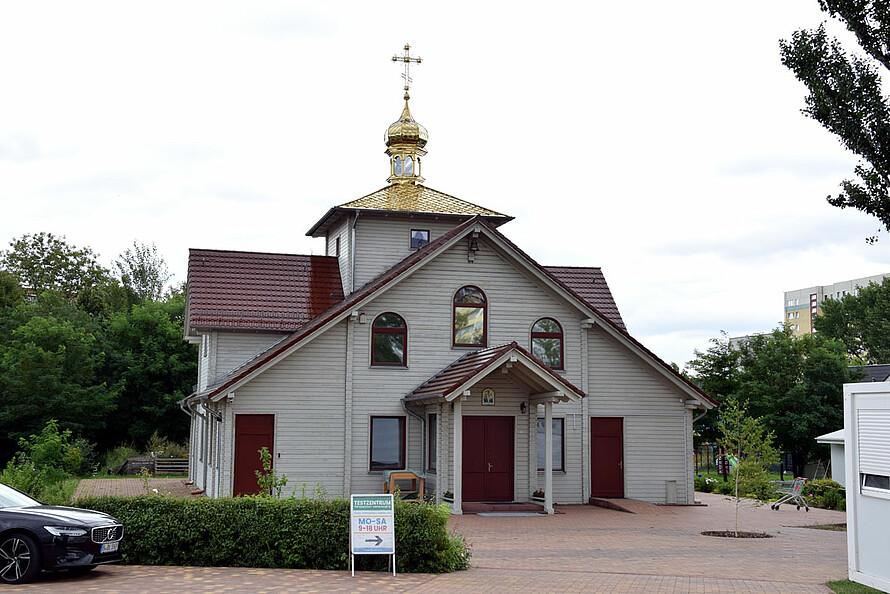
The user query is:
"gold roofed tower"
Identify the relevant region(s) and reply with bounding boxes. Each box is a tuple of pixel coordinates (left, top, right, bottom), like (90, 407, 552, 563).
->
(386, 44, 427, 185)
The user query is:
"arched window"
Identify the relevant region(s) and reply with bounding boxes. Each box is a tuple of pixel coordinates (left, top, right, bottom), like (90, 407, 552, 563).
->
(404, 156, 414, 175)
(453, 286, 486, 346)
(393, 156, 403, 176)
(372, 313, 407, 366)
(531, 317, 563, 369)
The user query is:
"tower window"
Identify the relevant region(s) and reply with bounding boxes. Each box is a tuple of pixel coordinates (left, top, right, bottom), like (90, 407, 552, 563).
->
(394, 156, 403, 175)
(371, 312, 407, 366)
(531, 317, 563, 369)
(404, 156, 414, 175)
(453, 286, 486, 346)
(410, 229, 429, 249)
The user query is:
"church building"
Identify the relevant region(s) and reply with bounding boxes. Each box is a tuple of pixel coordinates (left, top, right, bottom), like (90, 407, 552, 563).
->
(181, 46, 716, 513)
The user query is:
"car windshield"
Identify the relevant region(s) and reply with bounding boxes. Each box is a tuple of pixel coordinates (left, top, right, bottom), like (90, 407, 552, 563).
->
(0, 482, 40, 508)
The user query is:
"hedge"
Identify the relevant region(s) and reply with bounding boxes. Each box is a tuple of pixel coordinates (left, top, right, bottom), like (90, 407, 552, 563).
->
(73, 495, 470, 573)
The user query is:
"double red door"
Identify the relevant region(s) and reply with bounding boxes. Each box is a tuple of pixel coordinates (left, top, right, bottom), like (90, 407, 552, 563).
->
(463, 416, 514, 502)
(233, 414, 274, 496)
(590, 417, 624, 497)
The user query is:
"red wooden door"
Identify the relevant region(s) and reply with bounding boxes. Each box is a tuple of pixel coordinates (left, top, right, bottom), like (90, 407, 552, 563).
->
(233, 414, 274, 496)
(463, 416, 514, 502)
(590, 417, 623, 497)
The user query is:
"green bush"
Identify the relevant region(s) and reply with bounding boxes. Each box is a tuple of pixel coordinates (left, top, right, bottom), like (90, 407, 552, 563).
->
(72, 496, 470, 573)
(802, 479, 845, 510)
(102, 444, 140, 472)
(0, 454, 71, 505)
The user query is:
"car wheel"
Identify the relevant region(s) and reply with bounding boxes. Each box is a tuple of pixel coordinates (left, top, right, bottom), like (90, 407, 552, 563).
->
(0, 533, 42, 584)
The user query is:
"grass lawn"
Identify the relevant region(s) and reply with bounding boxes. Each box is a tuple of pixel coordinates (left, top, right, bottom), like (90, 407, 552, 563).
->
(803, 523, 847, 531)
(827, 580, 884, 593)
(695, 469, 786, 482)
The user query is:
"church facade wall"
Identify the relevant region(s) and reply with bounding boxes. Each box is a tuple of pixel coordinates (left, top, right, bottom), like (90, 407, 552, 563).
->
(352, 216, 464, 289)
(216, 322, 348, 498)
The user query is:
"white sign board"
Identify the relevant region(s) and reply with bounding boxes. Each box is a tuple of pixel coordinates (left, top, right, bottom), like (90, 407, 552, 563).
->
(350, 494, 395, 576)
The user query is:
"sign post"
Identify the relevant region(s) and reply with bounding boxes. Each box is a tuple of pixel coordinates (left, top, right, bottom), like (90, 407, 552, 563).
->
(350, 494, 395, 576)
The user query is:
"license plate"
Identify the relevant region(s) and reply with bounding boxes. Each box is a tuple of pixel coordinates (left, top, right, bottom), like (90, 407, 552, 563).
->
(100, 541, 119, 554)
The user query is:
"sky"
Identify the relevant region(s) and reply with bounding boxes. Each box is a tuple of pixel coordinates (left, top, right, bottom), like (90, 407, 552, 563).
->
(1, 2, 887, 369)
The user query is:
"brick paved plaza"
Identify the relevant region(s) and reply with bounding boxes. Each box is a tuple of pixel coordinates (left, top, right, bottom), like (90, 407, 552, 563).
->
(25, 487, 847, 593)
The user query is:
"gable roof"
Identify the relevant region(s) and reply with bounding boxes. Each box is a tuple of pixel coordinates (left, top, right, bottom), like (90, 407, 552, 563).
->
(404, 341, 584, 403)
(306, 183, 513, 237)
(545, 266, 625, 330)
(851, 364, 890, 383)
(186, 215, 717, 409)
(185, 249, 343, 333)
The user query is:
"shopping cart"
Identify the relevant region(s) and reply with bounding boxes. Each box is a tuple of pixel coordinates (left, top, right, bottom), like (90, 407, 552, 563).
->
(770, 477, 809, 511)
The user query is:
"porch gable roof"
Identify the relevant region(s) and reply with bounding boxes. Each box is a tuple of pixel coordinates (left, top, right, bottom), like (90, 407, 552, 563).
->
(403, 341, 585, 404)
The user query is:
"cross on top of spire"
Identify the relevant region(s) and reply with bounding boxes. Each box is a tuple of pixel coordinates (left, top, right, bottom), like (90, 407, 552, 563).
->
(392, 43, 422, 94)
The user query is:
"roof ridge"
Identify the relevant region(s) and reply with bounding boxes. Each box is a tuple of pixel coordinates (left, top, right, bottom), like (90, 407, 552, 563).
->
(189, 248, 337, 259)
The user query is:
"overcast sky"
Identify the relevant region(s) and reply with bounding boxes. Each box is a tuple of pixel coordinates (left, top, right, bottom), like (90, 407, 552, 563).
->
(1, 2, 887, 368)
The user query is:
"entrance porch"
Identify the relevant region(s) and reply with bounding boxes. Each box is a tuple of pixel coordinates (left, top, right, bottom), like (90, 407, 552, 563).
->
(402, 342, 585, 514)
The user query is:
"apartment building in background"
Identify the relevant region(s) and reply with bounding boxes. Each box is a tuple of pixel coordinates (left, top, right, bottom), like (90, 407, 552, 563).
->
(784, 273, 890, 337)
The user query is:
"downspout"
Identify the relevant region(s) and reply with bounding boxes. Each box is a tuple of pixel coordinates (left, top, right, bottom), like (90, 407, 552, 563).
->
(350, 211, 360, 294)
(403, 400, 425, 473)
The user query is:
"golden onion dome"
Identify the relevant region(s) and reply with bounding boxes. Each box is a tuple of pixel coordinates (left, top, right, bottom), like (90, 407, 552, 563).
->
(385, 93, 428, 148)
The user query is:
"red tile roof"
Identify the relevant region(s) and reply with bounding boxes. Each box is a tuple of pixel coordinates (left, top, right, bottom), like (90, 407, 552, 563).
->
(404, 341, 585, 403)
(185, 216, 717, 408)
(545, 266, 625, 330)
(186, 249, 343, 332)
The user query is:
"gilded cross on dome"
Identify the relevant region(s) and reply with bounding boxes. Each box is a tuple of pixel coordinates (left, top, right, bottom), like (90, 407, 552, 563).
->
(392, 43, 422, 93)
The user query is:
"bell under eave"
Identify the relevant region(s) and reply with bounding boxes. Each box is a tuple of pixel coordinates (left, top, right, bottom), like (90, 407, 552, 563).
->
(385, 93, 427, 185)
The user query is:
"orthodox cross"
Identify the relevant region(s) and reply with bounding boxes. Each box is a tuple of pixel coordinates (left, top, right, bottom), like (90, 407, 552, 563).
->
(392, 43, 422, 92)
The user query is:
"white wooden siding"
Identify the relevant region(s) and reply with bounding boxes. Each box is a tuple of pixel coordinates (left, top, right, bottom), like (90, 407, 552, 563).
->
(353, 217, 463, 289)
(348, 237, 589, 502)
(196, 230, 696, 504)
(218, 323, 347, 497)
(327, 219, 351, 295)
(587, 326, 691, 503)
(214, 332, 288, 381)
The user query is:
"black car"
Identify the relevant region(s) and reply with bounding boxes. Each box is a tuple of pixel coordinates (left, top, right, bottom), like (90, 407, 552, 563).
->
(0, 482, 123, 584)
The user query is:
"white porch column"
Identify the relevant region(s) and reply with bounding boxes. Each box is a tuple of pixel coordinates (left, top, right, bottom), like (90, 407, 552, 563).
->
(544, 401, 554, 514)
(528, 404, 537, 499)
(343, 317, 354, 496)
(581, 324, 591, 502)
(452, 399, 463, 515)
(436, 402, 444, 504)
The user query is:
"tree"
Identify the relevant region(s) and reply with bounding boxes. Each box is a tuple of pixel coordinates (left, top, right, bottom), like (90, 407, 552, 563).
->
(113, 241, 172, 302)
(0, 271, 22, 309)
(0, 294, 117, 460)
(102, 294, 196, 447)
(815, 277, 890, 363)
(0, 232, 109, 296)
(717, 398, 779, 536)
(687, 328, 854, 477)
(686, 331, 741, 443)
(780, 3, 890, 233)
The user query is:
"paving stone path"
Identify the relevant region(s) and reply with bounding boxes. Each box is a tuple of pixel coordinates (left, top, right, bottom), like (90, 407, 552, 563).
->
(22, 490, 846, 592)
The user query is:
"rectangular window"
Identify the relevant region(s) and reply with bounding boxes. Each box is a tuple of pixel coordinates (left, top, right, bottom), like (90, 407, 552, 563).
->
(427, 413, 437, 471)
(536, 418, 564, 472)
(370, 416, 405, 471)
(410, 229, 430, 249)
(335, 236, 341, 257)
